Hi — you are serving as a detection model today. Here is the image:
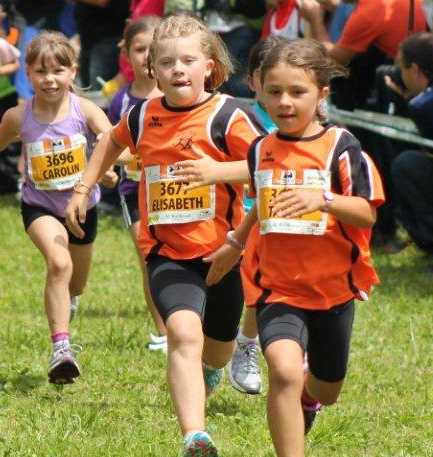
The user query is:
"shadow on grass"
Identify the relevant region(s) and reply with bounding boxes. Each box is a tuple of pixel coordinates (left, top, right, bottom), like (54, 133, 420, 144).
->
(0, 369, 45, 394)
(207, 396, 242, 417)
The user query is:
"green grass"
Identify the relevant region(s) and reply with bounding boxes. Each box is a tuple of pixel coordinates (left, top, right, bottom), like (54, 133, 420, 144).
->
(0, 193, 432, 457)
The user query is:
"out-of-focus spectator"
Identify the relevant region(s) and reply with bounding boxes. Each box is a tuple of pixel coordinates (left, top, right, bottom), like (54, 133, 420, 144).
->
(75, 0, 130, 90)
(205, 0, 266, 97)
(14, 0, 65, 100)
(0, 1, 20, 195)
(325, 0, 355, 42)
(109, 0, 165, 96)
(301, 0, 429, 253)
(131, 0, 164, 18)
(300, 0, 428, 109)
(0, 3, 19, 116)
(59, 0, 77, 38)
(390, 32, 433, 256)
(261, 0, 303, 40)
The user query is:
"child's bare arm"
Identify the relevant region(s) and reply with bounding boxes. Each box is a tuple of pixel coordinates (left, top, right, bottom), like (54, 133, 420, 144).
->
(0, 59, 19, 76)
(116, 148, 134, 165)
(65, 131, 124, 238)
(79, 97, 112, 135)
(272, 190, 377, 228)
(204, 205, 258, 286)
(0, 106, 22, 151)
(173, 146, 249, 188)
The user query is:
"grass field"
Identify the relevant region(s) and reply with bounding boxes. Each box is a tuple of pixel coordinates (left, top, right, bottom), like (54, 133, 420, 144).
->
(0, 193, 432, 457)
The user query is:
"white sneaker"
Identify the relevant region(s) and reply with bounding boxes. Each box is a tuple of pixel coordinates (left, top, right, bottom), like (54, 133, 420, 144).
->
(229, 340, 261, 394)
(146, 333, 167, 353)
(48, 343, 81, 384)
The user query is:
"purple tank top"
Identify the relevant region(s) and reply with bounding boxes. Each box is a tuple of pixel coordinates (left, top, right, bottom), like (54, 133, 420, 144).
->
(21, 92, 100, 217)
(109, 85, 144, 196)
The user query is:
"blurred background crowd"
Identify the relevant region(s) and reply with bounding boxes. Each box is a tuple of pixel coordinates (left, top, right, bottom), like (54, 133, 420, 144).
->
(1, 0, 433, 259)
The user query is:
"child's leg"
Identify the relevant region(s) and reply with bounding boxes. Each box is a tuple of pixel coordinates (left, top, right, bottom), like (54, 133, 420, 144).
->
(242, 306, 258, 339)
(129, 221, 166, 337)
(27, 216, 72, 333)
(305, 300, 355, 406)
(68, 242, 93, 319)
(166, 309, 206, 433)
(264, 339, 305, 457)
(27, 213, 80, 383)
(69, 242, 93, 297)
(202, 266, 244, 394)
(230, 304, 262, 394)
(257, 303, 311, 457)
(146, 256, 209, 435)
(65, 205, 98, 321)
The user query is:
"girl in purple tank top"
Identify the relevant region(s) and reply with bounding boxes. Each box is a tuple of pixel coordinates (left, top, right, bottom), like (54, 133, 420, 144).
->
(108, 17, 167, 351)
(0, 31, 113, 385)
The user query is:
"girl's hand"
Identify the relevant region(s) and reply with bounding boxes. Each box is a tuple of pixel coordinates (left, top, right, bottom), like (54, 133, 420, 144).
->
(172, 146, 218, 190)
(203, 243, 242, 286)
(99, 168, 118, 188)
(65, 191, 89, 239)
(271, 188, 325, 218)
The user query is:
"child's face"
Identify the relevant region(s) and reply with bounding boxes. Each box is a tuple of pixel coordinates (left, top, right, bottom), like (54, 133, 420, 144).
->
(262, 62, 328, 137)
(127, 31, 153, 81)
(152, 33, 214, 107)
(27, 55, 76, 103)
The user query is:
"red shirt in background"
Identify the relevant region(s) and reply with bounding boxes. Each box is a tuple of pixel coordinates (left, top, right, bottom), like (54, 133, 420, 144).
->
(120, 0, 165, 82)
(338, 0, 427, 58)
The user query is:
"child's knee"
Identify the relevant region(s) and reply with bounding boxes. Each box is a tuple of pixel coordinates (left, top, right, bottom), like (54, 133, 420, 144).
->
(167, 316, 203, 350)
(269, 361, 304, 391)
(47, 255, 73, 279)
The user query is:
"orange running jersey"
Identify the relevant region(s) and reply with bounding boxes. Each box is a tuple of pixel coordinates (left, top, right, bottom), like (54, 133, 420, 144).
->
(242, 126, 385, 311)
(112, 93, 263, 259)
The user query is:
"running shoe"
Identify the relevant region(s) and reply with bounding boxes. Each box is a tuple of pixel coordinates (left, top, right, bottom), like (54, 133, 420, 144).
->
(303, 402, 321, 434)
(146, 333, 167, 353)
(229, 340, 261, 394)
(183, 431, 218, 457)
(203, 365, 223, 397)
(48, 343, 81, 384)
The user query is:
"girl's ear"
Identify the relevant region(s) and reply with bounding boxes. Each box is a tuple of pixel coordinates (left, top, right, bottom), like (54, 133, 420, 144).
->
(319, 85, 330, 102)
(204, 58, 215, 80)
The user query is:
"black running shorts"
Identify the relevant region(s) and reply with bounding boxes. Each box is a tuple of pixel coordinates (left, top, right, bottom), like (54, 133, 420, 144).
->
(21, 201, 98, 245)
(147, 254, 244, 342)
(256, 300, 355, 382)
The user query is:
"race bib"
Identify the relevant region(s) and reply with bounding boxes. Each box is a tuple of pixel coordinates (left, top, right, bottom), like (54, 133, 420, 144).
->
(145, 165, 215, 225)
(256, 169, 329, 236)
(125, 155, 142, 182)
(27, 134, 87, 191)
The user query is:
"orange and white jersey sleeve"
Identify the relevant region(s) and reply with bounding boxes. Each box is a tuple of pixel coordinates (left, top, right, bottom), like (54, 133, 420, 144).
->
(331, 129, 385, 207)
(225, 106, 264, 160)
(111, 113, 134, 151)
